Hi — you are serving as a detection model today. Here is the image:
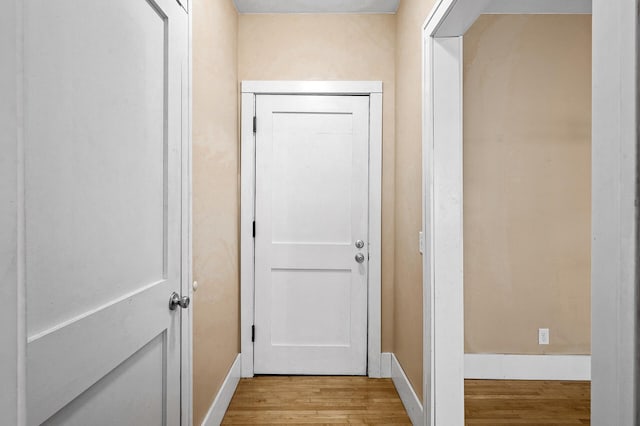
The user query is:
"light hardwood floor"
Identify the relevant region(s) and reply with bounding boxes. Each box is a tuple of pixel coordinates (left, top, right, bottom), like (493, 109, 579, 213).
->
(222, 377, 591, 425)
(222, 376, 412, 425)
(465, 379, 590, 425)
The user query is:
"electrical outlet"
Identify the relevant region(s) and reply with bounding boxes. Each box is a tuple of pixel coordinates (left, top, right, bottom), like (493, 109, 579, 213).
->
(538, 328, 550, 345)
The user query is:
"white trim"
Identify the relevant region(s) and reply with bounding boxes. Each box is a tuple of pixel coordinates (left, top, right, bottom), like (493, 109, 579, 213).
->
(464, 354, 591, 381)
(380, 352, 392, 378)
(421, 2, 594, 425)
(240, 81, 383, 378)
(591, 0, 639, 423)
(200, 355, 241, 426)
(367, 92, 383, 378)
(422, 32, 465, 426)
(391, 354, 424, 426)
(232, 0, 400, 14)
(484, 0, 591, 14)
(239, 92, 255, 378)
(423, 0, 591, 38)
(181, 2, 194, 425)
(241, 81, 382, 95)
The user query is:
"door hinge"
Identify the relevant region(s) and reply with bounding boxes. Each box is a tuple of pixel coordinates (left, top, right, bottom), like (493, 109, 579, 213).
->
(251, 325, 255, 342)
(253, 116, 257, 133)
(252, 221, 256, 238)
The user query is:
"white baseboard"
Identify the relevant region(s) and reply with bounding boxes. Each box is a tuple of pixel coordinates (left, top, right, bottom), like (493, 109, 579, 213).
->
(201, 354, 242, 426)
(380, 352, 392, 378)
(391, 354, 424, 426)
(464, 354, 591, 381)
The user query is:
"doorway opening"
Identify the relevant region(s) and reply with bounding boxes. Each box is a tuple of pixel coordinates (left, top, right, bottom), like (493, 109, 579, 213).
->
(421, 1, 593, 424)
(461, 13, 592, 425)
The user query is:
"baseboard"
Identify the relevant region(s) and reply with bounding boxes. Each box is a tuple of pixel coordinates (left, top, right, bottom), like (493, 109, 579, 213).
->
(201, 354, 242, 426)
(391, 354, 424, 426)
(464, 354, 591, 381)
(380, 352, 392, 378)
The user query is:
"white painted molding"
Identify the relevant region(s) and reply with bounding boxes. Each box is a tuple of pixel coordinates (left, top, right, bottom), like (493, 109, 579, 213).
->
(423, 0, 591, 38)
(201, 355, 241, 426)
(241, 81, 382, 95)
(464, 354, 591, 381)
(391, 354, 424, 426)
(367, 91, 383, 378)
(380, 352, 392, 378)
(182, 4, 194, 424)
(591, 0, 639, 423)
(239, 92, 255, 378)
(485, 0, 591, 14)
(233, 0, 400, 14)
(240, 81, 383, 378)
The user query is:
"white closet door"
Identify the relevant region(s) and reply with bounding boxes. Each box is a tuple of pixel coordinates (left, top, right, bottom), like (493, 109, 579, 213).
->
(24, 0, 188, 423)
(254, 95, 370, 375)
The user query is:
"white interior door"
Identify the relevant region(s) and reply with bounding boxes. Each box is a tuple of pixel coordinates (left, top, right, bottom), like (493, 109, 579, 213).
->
(254, 95, 370, 375)
(24, 0, 188, 423)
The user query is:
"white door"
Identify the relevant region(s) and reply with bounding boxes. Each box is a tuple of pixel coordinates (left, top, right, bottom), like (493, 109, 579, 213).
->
(254, 95, 370, 375)
(24, 0, 188, 423)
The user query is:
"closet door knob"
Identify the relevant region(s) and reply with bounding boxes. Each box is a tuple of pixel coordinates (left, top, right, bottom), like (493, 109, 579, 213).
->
(169, 292, 190, 310)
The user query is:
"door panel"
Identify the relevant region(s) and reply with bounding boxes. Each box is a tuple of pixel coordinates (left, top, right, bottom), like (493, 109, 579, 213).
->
(271, 113, 353, 244)
(23, 0, 187, 422)
(25, 0, 167, 335)
(254, 95, 369, 375)
(41, 334, 166, 426)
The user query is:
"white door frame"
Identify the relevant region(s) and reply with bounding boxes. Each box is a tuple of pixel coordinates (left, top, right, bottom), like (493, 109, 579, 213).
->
(421, 1, 594, 425)
(182, 2, 194, 424)
(240, 81, 383, 378)
(1, 3, 193, 423)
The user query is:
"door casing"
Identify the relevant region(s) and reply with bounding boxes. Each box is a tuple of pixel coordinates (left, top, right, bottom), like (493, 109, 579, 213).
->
(240, 81, 383, 378)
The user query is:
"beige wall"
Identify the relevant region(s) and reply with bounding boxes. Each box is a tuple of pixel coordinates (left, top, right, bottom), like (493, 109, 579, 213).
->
(394, 0, 438, 402)
(463, 15, 592, 354)
(192, 0, 239, 423)
(238, 14, 397, 352)
(191, 5, 592, 417)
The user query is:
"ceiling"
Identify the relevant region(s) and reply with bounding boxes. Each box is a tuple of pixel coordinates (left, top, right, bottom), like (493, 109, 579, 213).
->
(232, 0, 400, 14)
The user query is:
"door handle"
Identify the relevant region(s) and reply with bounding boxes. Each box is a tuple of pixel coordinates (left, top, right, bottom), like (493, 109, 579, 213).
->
(355, 240, 365, 249)
(169, 292, 190, 310)
(355, 253, 365, 264)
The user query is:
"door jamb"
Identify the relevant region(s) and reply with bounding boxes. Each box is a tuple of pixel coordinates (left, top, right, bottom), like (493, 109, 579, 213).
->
(421, 1, 593, 425)
(240, 80, 383, 378)
(181, 2, 193, 425)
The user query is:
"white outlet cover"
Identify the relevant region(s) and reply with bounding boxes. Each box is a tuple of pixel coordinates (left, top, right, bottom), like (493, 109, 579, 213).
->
(538, 328, 550, 345)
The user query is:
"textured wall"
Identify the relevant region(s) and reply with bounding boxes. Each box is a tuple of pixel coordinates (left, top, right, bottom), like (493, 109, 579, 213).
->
(192, 0, 239, 423)
(394, 0, 437, 402)
(238, 13, 397, 352)
(463, 15, 592, 354)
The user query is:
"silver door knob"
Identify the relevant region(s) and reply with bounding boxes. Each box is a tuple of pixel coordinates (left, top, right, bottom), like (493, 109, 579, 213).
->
(355, 253, 365, 263)
(169, 292, 190, 310)
(355, 240, 365, 249)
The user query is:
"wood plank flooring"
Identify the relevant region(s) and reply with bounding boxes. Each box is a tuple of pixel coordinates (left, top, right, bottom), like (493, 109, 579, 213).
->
(222, 376, 591, 425)
(465, 380, 590, 425)
(222, 376, 412, 425)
